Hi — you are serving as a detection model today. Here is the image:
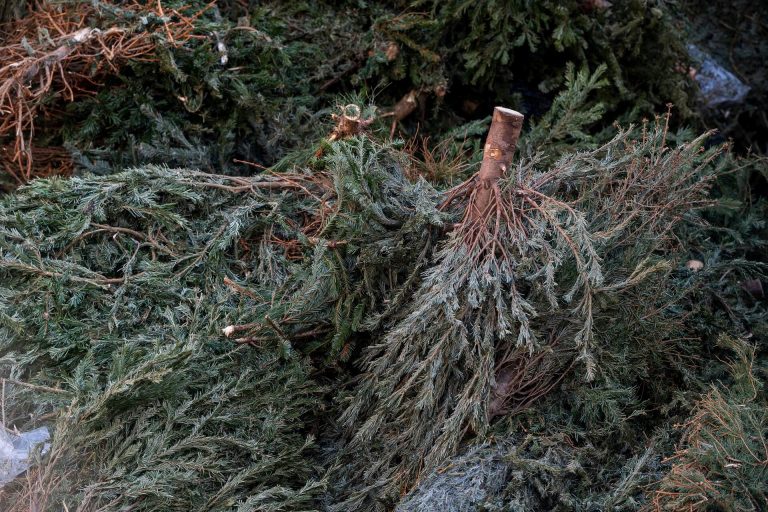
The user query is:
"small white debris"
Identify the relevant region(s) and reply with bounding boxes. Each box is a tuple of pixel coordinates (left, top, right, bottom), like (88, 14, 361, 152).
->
(217, 41, 228, 65)
(71, 28, 96, 44)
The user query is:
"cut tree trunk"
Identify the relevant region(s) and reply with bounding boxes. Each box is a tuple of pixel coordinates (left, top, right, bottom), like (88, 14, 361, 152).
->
(470, 107, 524, 219)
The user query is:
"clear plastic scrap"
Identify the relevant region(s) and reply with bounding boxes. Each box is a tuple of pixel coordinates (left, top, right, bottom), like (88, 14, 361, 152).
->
(688, 44, 750, 108)
(0, 425, 50, 487)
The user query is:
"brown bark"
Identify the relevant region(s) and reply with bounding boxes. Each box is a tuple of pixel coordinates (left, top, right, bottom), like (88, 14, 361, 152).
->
(475, 107, 524, 201)
(328, 104, 374, 141)
(391, 90, 420, 122)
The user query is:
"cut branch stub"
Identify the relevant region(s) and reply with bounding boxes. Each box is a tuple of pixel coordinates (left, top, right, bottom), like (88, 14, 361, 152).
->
(328, 104, 374, 141)
(479, 107, 524, 178)
(473, 107, 524, 210)
(391, 90, 421, 122)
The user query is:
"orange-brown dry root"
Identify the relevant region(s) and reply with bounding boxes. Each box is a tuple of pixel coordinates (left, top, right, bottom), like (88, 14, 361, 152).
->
(0, 0, 206, 184)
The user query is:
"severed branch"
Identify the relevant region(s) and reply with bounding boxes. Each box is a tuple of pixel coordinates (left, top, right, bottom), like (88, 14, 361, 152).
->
(328, 104, 375, 141)
(467, 106, 524, 222)
(441, 107, 524, 211)
(443, 107, 525, 260)
(389, 90, 421, 122)
(385, 90, 422, 138)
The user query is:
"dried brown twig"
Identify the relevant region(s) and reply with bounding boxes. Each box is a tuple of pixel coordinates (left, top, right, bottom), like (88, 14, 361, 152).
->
(0, 1, 205, 184)
(489, 333, 576, 419)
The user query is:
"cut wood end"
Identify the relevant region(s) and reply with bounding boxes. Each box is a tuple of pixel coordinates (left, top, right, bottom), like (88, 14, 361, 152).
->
(493, 106, 524, 121)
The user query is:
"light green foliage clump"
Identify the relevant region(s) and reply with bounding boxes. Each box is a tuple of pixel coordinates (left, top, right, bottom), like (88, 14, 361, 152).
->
(0, 168, 325, 510)
(210, 135, 445, 360)
(0, 136, 444, 510)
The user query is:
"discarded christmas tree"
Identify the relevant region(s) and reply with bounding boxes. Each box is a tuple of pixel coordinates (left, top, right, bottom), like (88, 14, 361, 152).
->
(0, 167, 333, 510)
(319, 105, 725, 508)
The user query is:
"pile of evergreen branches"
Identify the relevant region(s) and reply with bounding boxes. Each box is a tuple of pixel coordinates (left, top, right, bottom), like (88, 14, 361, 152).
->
(1, 0, 700, 187)
(1, 103, 764, 510)
(0, 167, 328, 510)
(0, 1, 766, 511)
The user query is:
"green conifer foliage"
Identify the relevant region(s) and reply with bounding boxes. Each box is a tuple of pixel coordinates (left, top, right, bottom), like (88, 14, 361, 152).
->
(379, 0, 695, 121)
(0, 168, 326, 510)
(650, 335, 767, 511)
(0, 1, 765, 510)
(0, 137, 443, 510)
(0, 0, 705, 188)
(0, 120, 762, 511)
(62, 1, 343, 172)
(218, 135, 444, 358)
(328, 118, 723, 509)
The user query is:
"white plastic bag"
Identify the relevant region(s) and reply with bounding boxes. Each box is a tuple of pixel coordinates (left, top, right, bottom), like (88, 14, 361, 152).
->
(0, 425, 50, 487)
